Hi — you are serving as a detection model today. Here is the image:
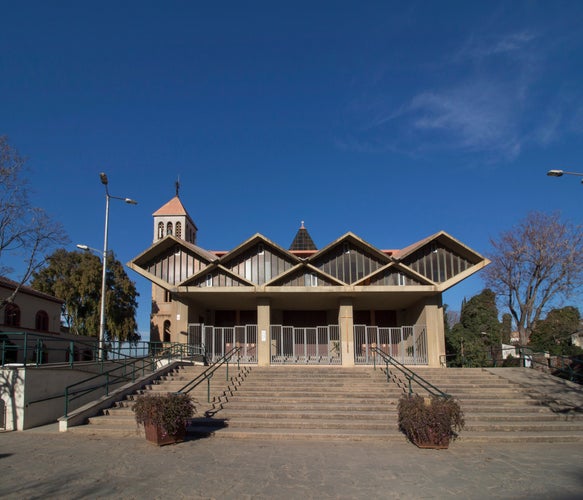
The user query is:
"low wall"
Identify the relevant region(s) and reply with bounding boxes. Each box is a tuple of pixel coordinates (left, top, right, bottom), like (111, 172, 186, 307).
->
(0, 360, 161, 430)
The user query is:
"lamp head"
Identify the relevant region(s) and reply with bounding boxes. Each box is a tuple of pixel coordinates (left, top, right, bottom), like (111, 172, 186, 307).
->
(125, 198, 138, 205)
(99, 172, 109, 185)
(547, 169, 564, 177)
(76, 244, 89, 251)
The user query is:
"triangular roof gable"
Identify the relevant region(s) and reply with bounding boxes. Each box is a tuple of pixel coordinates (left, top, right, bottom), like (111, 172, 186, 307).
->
(182, 264, 253, 287)
(265, 262, 345, 286)
(129, 234, 217, 269)
(308, 232, 392, 265)
(394, 231, 485, 264)
(353, 262, 433, 286)
(219, 233, 300, 267)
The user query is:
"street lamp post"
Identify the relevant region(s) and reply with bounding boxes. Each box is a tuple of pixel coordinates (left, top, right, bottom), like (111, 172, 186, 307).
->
(95, 173, 137, 361)
(547, 169, 583, 183)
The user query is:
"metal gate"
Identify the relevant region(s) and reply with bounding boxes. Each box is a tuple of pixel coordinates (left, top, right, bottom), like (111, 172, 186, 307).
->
(187, 324, 258, 364)
(270, 325, 341, 364)
(353, 325, 427, 365)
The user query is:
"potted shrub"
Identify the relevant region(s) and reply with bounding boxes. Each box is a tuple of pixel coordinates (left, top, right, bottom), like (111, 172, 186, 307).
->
(398, 394, 464, 449)
(133, 392, 196, 446)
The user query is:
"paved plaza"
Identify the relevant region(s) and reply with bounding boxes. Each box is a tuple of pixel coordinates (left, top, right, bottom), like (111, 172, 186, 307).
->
(1, 426, 582, 499)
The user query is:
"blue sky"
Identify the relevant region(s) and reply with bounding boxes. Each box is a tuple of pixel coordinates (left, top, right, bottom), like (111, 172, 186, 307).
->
(2, 1, 582, 338)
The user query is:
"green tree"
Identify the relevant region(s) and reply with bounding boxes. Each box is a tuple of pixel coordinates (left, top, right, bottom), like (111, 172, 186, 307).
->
(484, 211, 583, 345)
(529, 306, 582, 356)
(31, 249, 139, 341)
(446, 289, 501, 367)
(0, 136, 67, 308)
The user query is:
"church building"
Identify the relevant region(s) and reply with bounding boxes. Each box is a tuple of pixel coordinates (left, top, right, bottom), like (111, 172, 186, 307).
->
(128, 192, 489, 368)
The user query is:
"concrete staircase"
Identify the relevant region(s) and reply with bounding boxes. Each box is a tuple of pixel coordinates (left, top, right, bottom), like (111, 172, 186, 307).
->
(67, 364, 583, 443)
(204, 366, 404, 441)
(67, 363, 250, 437)
(406, 368, 583, 443)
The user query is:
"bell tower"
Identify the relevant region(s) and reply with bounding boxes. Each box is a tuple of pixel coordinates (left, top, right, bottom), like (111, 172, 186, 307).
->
(152, 181, 197, 244)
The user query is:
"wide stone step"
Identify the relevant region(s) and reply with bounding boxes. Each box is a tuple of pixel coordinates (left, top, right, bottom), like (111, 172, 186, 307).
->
(220, 402, 395, 412)
(205, 427, 406, 442)
(464, 422, 583, 432)
(223, 418, 395, 431)
(218, 409, 396, 420)
(459, 431, 583, 443)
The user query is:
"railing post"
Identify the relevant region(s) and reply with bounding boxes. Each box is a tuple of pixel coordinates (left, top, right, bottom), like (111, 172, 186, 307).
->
(64, 387, 69, 418)
(207, 373, 213, 403)
(23, 332, 28, 367)
(105, 373, 110, 396)
(69, 342, 75, 368)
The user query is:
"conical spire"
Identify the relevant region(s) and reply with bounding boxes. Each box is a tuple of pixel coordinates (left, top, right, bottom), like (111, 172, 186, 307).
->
(289, 221, 317, 251)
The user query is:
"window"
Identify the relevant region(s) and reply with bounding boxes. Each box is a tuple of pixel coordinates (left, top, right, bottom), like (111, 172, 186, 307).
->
(4, 303, 20, 327)
(258, 244, 264, 255)
(304, 273, 318, 287)
(206, 274, 212, 287)
(176, 221, 182, 239)
(163, 320, 171, 343)
(35, 310, 49, 331)
(398, 273, 406, 286)
(158, 222, 164, 239)
(166, 222, 173, 236)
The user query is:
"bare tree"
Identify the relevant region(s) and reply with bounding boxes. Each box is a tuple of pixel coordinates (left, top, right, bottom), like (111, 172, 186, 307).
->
(0, 136, 68, 308)
(484, 211, 583, 345)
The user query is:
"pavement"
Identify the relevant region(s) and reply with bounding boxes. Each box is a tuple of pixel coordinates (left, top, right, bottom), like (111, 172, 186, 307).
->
(1, 424, 582, 499)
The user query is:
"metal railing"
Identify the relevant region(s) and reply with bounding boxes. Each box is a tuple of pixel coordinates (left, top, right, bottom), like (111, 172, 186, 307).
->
(270, 325, 341, 365)
(371, 346, 449, 398)
(176, 347, 242, 403)
(60, 342, 207, 416)
(354, 325, 428, 365)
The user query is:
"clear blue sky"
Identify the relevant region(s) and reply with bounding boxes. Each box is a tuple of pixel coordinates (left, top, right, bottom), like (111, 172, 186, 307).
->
(2, 1, 582, 338)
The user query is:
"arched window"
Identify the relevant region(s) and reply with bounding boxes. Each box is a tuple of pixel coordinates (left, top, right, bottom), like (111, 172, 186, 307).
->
(4, 303, 20, 327)
(35, 310, 49, 331)
(175, 221, 182, 239)
(158, 222, 164, 239)
(166, 222, 173, 236)
(163, 320, 171, 343)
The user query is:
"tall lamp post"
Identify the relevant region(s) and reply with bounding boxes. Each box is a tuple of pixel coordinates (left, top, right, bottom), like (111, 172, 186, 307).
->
(93, 173, 137, 360)
(547, 169, 583, 183)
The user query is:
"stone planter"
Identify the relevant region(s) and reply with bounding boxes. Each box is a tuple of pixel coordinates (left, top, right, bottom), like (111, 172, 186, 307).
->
(143, 421, 187, 446)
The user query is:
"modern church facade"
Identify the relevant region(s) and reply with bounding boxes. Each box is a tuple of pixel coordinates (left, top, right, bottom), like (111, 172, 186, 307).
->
(128, 194, 489, 368)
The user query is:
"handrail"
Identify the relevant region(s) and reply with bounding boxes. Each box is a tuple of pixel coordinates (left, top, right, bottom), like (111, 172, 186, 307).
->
(371, 346, 450, 398)
(175, 347, 241, 401)
(63, 355, 159, 416)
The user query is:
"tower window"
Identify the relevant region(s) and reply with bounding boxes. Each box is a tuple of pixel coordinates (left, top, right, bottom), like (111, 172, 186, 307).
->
(166, 222, 173, 236)
(176, 221, 182, 239)
(158, 222, 164, 239)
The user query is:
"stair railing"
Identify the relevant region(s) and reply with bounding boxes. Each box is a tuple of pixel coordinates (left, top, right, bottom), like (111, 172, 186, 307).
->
(371, 346, 450, 398)
(175, 347, 241, 403)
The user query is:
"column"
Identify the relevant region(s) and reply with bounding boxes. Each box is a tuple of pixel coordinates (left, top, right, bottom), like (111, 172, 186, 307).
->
(256, 298, 271, 366)
(338, 298, 354, 367)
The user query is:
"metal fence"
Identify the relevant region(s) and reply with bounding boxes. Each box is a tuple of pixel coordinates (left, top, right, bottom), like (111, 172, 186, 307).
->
(187, 324, 258, 364)
(353, 325, 428, 365)
(270, 325, 342, 365)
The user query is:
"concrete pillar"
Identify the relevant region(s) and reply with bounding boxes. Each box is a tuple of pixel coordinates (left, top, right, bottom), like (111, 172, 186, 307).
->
(338, 298, 354, 367)
(256, 298, 271, 366)
(424, 298, 445, 368)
